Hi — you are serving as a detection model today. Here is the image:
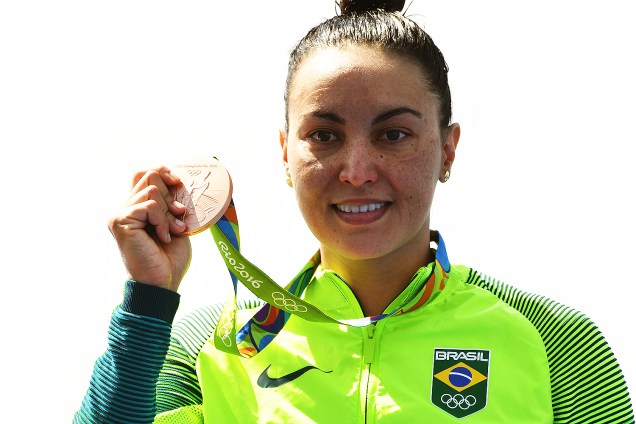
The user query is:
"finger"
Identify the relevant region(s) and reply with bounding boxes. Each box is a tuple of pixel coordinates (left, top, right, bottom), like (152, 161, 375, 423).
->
(127, 186, 187, 241)
(131, 167, 182, 192)
(115, 198, 185, 244)
(130, 170, 186, 216)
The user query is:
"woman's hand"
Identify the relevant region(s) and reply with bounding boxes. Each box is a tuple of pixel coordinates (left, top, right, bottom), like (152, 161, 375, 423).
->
(108, 166, 192, 292)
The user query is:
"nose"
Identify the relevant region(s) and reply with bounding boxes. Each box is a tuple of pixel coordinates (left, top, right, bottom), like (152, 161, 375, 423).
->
(338, 139, 378, 187)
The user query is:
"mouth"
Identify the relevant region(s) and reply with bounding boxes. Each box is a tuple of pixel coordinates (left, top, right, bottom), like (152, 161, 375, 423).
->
(335, 202, 386, 213)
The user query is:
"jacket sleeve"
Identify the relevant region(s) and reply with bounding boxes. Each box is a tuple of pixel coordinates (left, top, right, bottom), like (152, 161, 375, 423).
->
(469, 270, 635, 424)
(152, 299, 265, 423)
(73, 281, 181, 424)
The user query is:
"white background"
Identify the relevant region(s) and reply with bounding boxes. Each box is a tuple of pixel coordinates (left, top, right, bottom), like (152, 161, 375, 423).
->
(1, 1, 634, 421)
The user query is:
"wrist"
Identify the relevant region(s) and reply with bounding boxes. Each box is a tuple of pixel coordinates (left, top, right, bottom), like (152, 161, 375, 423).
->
(120, 280, 181, 324)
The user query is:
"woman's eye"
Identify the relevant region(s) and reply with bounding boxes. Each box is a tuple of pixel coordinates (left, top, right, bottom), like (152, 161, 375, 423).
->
(380, 129, 407, 143)
(310, 130, 337, 143)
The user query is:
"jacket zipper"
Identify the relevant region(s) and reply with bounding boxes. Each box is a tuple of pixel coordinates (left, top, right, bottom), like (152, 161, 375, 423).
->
(362, 324, 377, 424)
(363, 324, 376, 363)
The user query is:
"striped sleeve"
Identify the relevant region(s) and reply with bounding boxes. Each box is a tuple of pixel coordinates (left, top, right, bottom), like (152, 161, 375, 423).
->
(155, 304, 224, 414)
(155, 298, 265, 415)
(73, 281, 180, 424)
(73, 307, 174, 424)
(74, 279, 265, 423)
(467, 269, 634, 424)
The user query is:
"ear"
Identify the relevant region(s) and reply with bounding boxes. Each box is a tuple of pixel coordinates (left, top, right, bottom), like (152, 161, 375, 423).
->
(280, 130, 290, 178)
(440, 123, 460, 179)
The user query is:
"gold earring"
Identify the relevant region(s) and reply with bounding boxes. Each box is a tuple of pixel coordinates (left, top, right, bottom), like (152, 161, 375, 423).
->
(442, 170, 450, 183)
(286, 176, 293, 187)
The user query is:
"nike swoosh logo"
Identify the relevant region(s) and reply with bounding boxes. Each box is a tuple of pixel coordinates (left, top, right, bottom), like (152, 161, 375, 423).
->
(257, 364, 332, 388)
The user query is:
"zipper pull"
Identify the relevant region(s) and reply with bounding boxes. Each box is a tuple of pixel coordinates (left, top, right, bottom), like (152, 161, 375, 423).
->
(363, 324, 376, 364)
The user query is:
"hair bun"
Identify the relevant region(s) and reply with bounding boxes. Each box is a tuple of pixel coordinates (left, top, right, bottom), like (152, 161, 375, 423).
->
(339, 0, 406, 14)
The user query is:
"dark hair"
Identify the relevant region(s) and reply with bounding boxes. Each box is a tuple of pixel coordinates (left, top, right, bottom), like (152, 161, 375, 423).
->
(284, 0, 452, 132)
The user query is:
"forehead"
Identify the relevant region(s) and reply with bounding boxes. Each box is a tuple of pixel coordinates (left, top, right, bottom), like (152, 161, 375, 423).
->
(292, 44, 426, 87)
(288, 44, 437, 116)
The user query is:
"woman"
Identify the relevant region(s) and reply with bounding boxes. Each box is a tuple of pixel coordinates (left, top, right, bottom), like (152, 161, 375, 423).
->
(74, 0, 634, 422)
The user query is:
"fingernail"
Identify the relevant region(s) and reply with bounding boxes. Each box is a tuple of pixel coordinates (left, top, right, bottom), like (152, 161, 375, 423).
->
(175, 218, 185, 228)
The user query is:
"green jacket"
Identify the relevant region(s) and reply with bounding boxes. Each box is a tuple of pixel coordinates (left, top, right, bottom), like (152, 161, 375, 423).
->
(74, 241, 634, 423)
(154, 264, 632, 423)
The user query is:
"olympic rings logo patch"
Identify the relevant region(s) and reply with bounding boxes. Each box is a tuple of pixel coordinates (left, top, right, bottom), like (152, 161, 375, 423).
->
(431, 348, 490, 418)
(440, 393, 477, 410)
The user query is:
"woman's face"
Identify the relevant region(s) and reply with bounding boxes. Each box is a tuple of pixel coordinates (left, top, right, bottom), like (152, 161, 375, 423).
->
(283, 45, 459, 266)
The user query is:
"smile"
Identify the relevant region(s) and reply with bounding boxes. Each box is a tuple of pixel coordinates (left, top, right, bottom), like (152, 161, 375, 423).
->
(336, 203, 385, 213)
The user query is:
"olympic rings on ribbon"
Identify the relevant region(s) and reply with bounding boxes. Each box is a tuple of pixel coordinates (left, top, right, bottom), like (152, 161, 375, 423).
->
(217, 315, 234, 347)
(440, 393, 477, 410)
(272, 291, 308, 313)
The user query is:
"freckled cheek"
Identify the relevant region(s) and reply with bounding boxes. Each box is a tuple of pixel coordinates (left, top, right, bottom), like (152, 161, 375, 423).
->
(290, 156, 332, 187)
(291, 166, 320, 192)
(393, 164, 437, 207)
(292, 166, 328, 212)
(295, 191, 337, 242)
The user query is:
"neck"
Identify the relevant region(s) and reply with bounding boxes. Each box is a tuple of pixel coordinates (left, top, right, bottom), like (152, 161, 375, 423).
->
(320, 241, 434, 317)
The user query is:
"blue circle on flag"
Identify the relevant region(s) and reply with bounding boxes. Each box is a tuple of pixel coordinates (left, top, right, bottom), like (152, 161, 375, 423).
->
(449, 366, 472, 387)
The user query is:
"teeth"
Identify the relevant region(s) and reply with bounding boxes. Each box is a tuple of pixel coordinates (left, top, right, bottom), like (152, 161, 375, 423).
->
(336, 203, 384, 213)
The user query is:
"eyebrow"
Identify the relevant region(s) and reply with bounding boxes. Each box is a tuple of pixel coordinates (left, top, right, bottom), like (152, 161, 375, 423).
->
(310, 107, 422, 125)
(312, 111, 345, 124)
(372, 107, 422, 124)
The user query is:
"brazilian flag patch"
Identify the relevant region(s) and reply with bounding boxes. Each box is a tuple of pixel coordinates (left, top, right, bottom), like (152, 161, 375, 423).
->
(431, 348, 490, 418)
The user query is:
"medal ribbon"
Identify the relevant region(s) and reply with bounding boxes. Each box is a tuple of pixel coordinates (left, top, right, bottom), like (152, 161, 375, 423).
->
(210, 199, 451, 358)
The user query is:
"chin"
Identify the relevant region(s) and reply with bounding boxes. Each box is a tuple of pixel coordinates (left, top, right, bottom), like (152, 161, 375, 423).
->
(326, 243, 392, 262)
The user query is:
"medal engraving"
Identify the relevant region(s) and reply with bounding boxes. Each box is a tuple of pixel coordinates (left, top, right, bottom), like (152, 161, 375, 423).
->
(169, 157, 232, 235)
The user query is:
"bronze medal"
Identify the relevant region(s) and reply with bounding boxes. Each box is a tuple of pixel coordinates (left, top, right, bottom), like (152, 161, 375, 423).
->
(169, 157, 233, 236)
